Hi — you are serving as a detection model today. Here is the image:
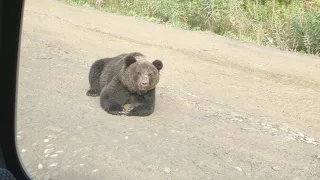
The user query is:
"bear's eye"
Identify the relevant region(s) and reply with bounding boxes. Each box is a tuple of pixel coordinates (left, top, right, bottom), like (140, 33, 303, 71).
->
(138, 72, 141, 75)
(148, 73, 152, 76)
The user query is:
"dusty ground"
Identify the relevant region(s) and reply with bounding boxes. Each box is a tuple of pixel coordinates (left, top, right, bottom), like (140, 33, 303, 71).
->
(16, 0, 320, 179)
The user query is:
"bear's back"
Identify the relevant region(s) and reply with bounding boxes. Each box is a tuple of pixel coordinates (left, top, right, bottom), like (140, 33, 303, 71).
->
(99, 56, 124, 87)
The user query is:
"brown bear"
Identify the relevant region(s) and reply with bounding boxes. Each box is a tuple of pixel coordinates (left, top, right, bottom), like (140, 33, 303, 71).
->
(86, 52, 163, 116)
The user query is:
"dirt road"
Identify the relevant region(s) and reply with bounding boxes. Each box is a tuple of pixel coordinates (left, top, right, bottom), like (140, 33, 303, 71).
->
(16, 0, 320, 179)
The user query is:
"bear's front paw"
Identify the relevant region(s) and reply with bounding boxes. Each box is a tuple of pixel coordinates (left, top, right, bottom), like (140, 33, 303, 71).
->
(86, 89, 99, 97)
(126, 106, 153, 116)
(106, 103, 126, 116)
(126, 106, 134, 112)
(108, 109, 126, 115)
(126, 107, 140, 116)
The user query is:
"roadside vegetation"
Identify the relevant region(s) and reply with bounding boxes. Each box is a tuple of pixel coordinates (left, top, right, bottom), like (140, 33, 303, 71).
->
(61, 0, 320, 56)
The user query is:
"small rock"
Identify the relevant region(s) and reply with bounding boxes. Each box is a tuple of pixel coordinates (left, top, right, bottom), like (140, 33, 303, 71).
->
(21, 149, 27, 153)
(44, 139, 50, 143)
(235, 166, 242, 172)
(163, 167, 171, 173)
(290, 132, 298, 137)
(92, 169, 99, 173)
(304, 140, 314, 144)
(304, 137, 314, 143)
(125, 136, 129, 140)
(44, 148, 54, 154)
(79, 164, 85, 167)
(45, 154, 50, 157)
(271, 166, 280, 171)
(17, 135, 22, 140)
(49, 163, 58, 167)
(297, 132, 304, 137)
(38, 164, 43, 170)
(316, 155, 320, 159)
(46, 144, 53, 147)
(50, 154, 58, 158)
(56, 150, 63, 153)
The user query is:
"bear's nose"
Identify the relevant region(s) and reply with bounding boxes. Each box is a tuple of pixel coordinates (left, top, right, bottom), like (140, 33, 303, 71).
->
(141, 82, 148, 86)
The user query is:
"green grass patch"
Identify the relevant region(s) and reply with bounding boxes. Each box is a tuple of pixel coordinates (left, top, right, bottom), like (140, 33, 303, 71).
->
(59, 0, 320, 56)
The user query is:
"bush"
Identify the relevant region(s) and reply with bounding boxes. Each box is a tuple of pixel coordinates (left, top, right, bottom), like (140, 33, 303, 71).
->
(291, 11, 320, 54)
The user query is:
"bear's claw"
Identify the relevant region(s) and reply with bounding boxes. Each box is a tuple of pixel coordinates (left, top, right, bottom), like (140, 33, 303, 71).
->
(86, 89, 99, 97)
(127, 106, 134, 112)
(108, 110, 126, 115)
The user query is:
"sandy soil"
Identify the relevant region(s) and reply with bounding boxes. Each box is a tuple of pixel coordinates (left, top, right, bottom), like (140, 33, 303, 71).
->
(16, 0, 320, 179)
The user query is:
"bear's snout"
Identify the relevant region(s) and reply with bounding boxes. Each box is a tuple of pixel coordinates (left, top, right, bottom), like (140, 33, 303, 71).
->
(139, 76, 149, 87)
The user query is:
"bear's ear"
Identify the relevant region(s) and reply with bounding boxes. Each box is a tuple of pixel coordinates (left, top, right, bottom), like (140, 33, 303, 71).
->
(125, 55, 137, 68)
(152, 60, 163, 71)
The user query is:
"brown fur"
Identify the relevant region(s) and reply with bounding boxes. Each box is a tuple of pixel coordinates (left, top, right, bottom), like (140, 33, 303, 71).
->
(86, 52, 163, 116)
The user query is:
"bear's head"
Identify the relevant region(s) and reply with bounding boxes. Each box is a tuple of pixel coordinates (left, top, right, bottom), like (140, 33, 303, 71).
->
(120, 54, 163, 94)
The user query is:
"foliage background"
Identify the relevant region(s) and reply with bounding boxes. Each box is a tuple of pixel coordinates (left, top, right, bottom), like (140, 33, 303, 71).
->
(62, 0, 320, 56)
